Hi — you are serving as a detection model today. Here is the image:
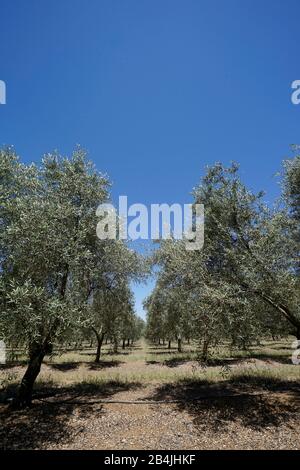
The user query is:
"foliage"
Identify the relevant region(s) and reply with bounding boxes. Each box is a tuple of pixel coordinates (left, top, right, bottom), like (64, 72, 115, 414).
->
(146, 156, 300, 359)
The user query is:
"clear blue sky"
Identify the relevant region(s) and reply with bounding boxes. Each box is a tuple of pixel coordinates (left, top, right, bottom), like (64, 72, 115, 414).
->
(1, 0, 300, 318)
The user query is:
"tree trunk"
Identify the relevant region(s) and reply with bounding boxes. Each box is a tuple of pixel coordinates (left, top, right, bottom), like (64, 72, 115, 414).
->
(177, 337, 182, 353)
(13, 264, 69, 408)
(12, 341, 50, 408)
(92, 328, 104, 363)
(202, 340, 209, 362)
(297, 326, 300, 341)
(168, 340, 171, 349)
(127, 339, 130, 346)
(122, 339, 126, 349)
(95, 335, 104, 363)
(113, 336, 118, 354)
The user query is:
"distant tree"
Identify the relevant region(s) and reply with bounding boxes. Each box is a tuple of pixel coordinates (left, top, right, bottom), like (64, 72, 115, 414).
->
(89, 278, 138, 361)
(144, 281, 194, 352)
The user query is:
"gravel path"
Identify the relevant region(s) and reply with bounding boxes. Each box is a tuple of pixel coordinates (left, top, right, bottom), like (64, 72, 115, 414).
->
(55, 384, 300, 450)
(1, 382, 300, 450)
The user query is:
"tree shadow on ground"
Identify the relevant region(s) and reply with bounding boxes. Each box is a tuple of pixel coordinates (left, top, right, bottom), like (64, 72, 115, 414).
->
(198, 357, 253, 367)
(78, 350, 130, 357)
(148, 351, 183, 356)
(47, 360, 123, 372)
(247, 353, 291, 365)
(0, 380, 142, 450)
(0, 361, 28, 369)
(0, 401, 83, 450)
(48, 362, 81, 371)
(172, 353, 292, 368)
(163, 356, 195, 367)
(147, 375, 300, 432)
(88, 360, 123, 370)
(106, 350, 130, 356)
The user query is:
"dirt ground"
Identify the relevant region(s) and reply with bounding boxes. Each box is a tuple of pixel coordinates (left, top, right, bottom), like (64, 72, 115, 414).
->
(1, 339, 300, 450)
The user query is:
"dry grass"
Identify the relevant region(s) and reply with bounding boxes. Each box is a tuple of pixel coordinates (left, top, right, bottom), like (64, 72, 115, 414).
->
(1, 337, 298, 396)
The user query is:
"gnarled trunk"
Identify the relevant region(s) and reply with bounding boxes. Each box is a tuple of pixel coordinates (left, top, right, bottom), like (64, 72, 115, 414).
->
(12, 341, 51, 408)
(177, 337, 182, 353)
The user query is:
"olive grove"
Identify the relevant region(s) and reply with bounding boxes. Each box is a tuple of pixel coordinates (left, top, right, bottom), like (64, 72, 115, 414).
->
(1, 145, 299, 406)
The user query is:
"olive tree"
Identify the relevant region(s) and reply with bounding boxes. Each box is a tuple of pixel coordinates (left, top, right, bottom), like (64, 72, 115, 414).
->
(0, 147, 139, 406)
(191, 161, 299, 339)
(147, 157, 299, 362)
